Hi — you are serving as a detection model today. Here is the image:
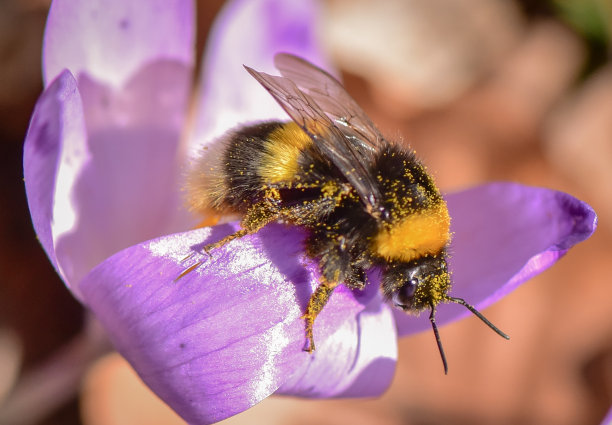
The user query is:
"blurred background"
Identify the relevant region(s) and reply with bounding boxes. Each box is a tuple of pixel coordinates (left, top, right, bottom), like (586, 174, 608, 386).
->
(1, 0, 611, 424)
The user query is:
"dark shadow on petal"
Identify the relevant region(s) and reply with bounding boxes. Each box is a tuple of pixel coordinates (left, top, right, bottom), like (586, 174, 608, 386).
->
(258, 223, 313, 311)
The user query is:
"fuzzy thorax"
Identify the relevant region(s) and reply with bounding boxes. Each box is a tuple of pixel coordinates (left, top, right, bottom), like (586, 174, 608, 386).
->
(373, 202, 451, 262)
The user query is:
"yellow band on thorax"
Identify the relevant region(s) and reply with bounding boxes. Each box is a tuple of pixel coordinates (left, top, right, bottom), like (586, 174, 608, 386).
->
(374, 202, 450, 262)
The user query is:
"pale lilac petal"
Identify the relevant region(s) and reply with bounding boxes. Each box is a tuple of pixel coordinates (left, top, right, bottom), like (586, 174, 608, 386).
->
(394, 183, 597, 336)
(43, 0, 194, 88)
(23, 70, 86, 289)
(38, 1, 197, 291)
(277, 298, 397, 398)
(601, 407, 612, 425)
(192, 0, 331, 146)
(53, 61, 195, 291)
(79, 223, 381, 423)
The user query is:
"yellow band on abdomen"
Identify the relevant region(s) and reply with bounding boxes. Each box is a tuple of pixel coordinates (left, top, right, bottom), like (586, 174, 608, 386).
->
(258, 122, 312, 183)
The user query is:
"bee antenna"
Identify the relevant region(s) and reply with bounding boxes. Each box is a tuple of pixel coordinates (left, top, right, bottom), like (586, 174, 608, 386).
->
(429, 303, 448, 375)
(445, 296, 510, 340)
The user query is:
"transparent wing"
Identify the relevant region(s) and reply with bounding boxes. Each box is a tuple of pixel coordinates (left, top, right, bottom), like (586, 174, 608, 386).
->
(274, 53, 385, 152)
(245, 65, 383, 216)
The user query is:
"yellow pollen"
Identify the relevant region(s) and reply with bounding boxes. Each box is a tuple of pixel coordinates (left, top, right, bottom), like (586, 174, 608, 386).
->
(374, 202, 451, 261)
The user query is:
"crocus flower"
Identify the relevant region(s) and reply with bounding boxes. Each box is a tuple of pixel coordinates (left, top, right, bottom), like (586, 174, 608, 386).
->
(23, 0, 597, 423)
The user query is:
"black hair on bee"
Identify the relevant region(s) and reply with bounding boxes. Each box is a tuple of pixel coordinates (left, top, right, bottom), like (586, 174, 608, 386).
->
(185, 53, 509, 373)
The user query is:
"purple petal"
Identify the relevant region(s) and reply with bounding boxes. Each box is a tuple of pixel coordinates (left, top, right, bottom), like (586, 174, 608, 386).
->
(277, 298, 396, 398)
(394, 183, 597, 336)
(79, 223, 383, 423)
(35, 1, 196, 291)
(192, 0, 330, 145)
(52, 60, 195, 290)
(23, 70, 88, 293)
(43, 0, 194, 88)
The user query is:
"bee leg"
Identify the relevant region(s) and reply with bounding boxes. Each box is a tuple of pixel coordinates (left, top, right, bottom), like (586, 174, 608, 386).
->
(203, 229, 249, 254)
(301, 278, 340, 353)
(203, 199, 280, 254)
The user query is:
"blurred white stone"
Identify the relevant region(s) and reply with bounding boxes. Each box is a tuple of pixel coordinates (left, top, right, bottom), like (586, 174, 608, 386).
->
(321, 0, 523, 112)
(469, 20, 585, 145)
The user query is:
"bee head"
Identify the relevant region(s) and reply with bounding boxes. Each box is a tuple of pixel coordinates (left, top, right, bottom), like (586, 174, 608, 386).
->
(383, 255, 451, 313)
(382, 254, 509, 374)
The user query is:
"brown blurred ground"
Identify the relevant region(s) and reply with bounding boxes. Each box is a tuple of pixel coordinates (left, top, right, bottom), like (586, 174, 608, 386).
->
(0, 0, 84, 422)
(1, 1, 611, 424)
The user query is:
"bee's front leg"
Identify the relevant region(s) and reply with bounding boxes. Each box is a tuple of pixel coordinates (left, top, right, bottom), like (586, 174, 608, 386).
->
(203, 191, 281, 254)
(301, 278, 340, 353)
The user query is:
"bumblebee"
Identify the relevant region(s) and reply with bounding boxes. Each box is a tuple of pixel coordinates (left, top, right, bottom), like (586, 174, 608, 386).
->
(186, 53, 508, 373)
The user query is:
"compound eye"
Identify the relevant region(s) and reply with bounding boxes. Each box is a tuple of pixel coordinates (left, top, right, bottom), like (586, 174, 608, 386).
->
(392, 278, 419, 309)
